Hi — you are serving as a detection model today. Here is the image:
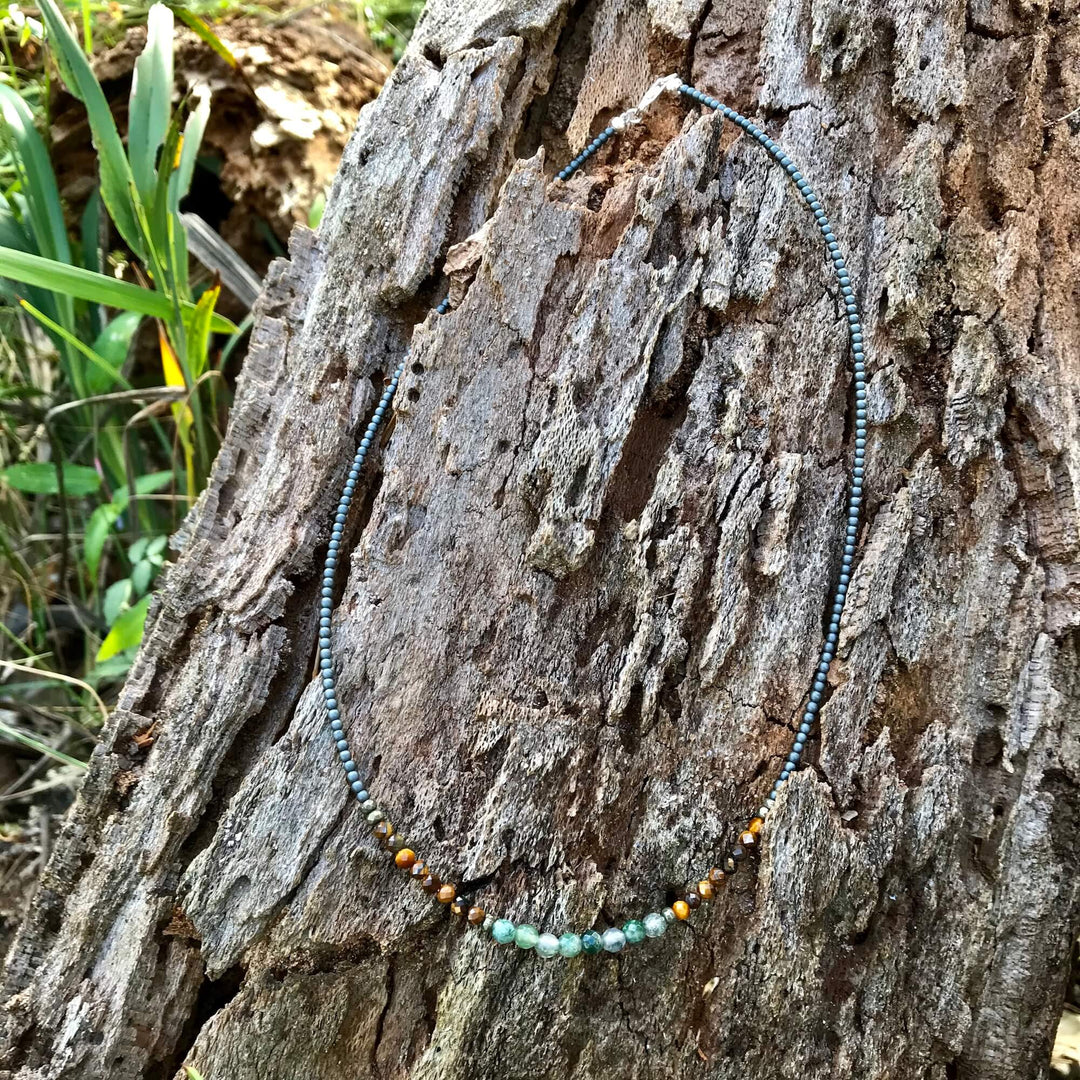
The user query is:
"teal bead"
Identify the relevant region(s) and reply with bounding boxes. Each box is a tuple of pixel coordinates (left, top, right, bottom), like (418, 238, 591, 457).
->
(492, 918, 516, 945)
(601, 927, 626, 953)
(535, 932, 560, 958)
(558, 932, 582, 958)
(581, 930, 603, 955)
(643, 912, 667, 938)
(623, 920, 646, 945)
(515, 924, 539, 950)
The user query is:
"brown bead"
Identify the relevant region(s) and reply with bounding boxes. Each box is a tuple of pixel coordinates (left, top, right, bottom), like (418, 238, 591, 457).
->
(395, 848, 416, 870)
(739, 830, 758, 851)
(421, 873, 441, 894)
(684, 891, 701, 910)
(467, 906, 486, 926)
(373, 820, 392, 841)
(697, 879, 714, 901)
(672, 900, 691, 920)
(708, 867, 726, 887)
(731, 843, 747, 863)
(723, 855, 738, 875)
(450, 900, 466, 917)
(409, 861, 427, 881)
(436, 883, 456, 904)
(747, 817, 765, 836)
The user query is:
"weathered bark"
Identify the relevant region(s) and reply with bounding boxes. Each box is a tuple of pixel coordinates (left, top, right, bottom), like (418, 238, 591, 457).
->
(3, 1, 1079, 1077)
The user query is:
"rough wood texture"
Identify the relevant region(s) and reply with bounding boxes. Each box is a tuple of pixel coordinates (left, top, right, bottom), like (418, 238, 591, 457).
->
(4, 1, 1080, 1077)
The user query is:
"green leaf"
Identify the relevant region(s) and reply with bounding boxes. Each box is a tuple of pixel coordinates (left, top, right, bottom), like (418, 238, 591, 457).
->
(0, 246, 238, 332)
(36, 0, 145, 259)
(96, 592, 151, 662)
(184, 1068, 206, 1080)
(88, 310, 141, 394)
(129, 4, 174, 201)
(112, 470, 174, 512)
(102, 578, 132, 626)
(85, 502, 120, 582)
(2, 461, 101, 495)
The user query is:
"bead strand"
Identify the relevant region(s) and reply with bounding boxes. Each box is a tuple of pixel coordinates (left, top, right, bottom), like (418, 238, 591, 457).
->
(317, 79, 868, 960)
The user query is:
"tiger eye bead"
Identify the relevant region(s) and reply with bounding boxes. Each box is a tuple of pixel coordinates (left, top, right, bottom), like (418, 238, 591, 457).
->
(409, 861, 427, 881)
(748, 817, 765, 836)
(436, 883, 455, 904)
(421, 873, 442, 894)
(708, 867, 726, 887)
(684, 891, 701, 910)
(739, 830, 758, 851)
(697, 879, 714, 901)
(467, 906, 486, 926)
(373, 821, 393, 842)
(395, 848, 416, 870)
(672, 900, 691, 920)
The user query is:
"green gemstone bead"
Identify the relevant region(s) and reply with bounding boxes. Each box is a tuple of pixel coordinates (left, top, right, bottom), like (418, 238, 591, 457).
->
(515, 924, 539, 950)
(581, 930, 603, 955)
(492, 918, 516, 944)
(623, 919, 646, 945)
(535, 932, 560, 958)
(558, 932, 582, 958)
(643, 912, 667, 938)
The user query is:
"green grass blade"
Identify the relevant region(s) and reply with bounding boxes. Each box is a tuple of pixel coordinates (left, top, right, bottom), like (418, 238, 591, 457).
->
(129, 4, 173, 203)
(36, 0, 145, 259)
(18, 297, 130, 390)
(0, 84, 71, 267)
(171, 9, 238, 69)
(175, 89, 211, 209)
(0, 717, 88, 770)
(0, 246, 238, 332)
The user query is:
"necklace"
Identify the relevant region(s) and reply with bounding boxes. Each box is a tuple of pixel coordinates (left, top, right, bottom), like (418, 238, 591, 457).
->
(315, 75, 867, 961)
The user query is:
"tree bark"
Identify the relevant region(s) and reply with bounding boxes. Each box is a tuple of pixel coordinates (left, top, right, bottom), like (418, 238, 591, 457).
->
(4, 1, 1079, 1077)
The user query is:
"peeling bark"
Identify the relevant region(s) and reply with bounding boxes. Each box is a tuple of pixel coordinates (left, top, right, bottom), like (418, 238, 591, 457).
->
(3, 1, 1079, 1078)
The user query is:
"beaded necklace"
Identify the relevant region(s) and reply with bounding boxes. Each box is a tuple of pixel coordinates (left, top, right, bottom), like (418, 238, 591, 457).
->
(316, 75, 867, 961)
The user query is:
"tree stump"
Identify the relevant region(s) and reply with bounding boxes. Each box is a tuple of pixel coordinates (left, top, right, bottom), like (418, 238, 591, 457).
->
(4, 1, 1079, 1077)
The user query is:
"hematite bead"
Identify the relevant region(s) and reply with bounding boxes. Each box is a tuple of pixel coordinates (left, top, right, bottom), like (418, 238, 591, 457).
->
(515, 924, 539, 950)
(421, 873, 441, 894)
(643, 912, 667, 938)
(467, 906, 486, 926)
(558, 932, 582, 957)
(731, 843, 747, 862)
(601, 928, 626, 953)
(623, 920, 646, 945)
(492, 918, 516, 944)
(684, 891, 701, 911)
(360, 799, 376, 813)
(385, 834, 404, 853)
(662, 907, 677, 923)
(581, 931, 603, 955)
(482, 914, 495, 933)
(366, 810, 384, 825)
(536, 933, 560, 958)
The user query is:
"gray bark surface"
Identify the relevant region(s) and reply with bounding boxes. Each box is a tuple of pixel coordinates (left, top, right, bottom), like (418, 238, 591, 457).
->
(4, 1, 1080, 1077)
